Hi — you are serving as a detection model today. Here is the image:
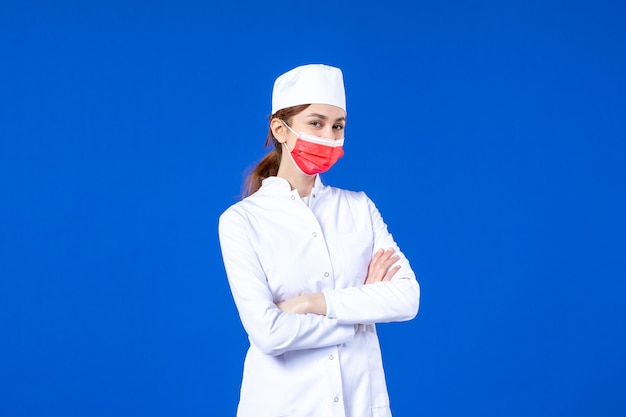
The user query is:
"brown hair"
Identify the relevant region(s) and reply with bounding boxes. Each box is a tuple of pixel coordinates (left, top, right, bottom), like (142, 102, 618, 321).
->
(242, 104, 310, 197)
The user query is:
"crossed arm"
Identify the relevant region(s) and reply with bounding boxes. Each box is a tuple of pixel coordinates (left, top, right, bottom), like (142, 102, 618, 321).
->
(276, 248, 401, 315)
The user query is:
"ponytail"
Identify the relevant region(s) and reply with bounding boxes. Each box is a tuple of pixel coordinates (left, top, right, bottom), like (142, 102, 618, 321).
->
(242, 146, 281, 198)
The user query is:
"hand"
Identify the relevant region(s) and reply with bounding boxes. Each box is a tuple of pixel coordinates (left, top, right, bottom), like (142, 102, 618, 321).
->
(277, 293, 327, 315)
(364, 248, 400, 285)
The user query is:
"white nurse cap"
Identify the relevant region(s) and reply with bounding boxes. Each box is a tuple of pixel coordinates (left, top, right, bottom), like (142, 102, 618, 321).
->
(271, 64, 346, 114)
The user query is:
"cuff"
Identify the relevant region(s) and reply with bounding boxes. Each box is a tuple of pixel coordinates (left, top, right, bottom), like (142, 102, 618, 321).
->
(323, 290, 337, 319)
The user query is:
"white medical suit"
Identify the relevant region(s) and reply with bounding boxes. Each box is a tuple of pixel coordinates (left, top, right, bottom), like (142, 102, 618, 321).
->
(218, 175, 420, 417)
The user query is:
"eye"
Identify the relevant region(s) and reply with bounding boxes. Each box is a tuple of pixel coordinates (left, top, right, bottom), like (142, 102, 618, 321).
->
(333, 124, 344, 131)
(309, 121, 322, 127)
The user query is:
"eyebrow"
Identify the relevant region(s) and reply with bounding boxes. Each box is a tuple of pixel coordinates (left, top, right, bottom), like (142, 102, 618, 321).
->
(305, 112, 346, 122)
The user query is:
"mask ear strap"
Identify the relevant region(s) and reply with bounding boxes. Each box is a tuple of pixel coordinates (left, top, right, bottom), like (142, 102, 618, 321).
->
(280, 119, 298, 136)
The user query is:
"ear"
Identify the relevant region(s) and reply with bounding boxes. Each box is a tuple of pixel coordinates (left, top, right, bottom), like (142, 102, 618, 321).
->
(270, 118, 288, 144)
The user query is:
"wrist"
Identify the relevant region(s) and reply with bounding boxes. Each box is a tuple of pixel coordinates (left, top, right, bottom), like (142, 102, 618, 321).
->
(306, 293, 327, 315)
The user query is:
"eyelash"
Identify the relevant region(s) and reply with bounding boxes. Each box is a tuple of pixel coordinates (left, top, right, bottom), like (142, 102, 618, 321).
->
(310, 121, 344, 130)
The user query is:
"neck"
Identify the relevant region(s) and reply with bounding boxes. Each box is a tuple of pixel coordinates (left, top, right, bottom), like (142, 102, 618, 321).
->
(277, 152, 316, 197)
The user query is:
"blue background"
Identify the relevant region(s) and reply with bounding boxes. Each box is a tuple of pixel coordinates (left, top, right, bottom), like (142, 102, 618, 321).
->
(1, 1, 625, 416)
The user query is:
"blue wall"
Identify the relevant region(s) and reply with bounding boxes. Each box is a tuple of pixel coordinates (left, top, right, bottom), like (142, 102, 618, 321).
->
(1, 1, 625, 416)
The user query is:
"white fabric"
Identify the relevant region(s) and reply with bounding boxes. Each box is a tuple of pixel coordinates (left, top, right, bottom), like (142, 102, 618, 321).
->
(218, 175, 420, 417)
(272, 64, 346, 114)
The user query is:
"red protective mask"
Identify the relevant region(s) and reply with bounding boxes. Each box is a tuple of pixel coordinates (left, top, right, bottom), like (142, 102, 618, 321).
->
(282, 121, 345, 176)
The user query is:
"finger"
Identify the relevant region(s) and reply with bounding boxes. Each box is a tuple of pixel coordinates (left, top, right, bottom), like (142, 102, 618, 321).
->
(372, 249, 394, 268)
(371, 248, 384, 262)
(368, 251, 387, 271)
(383, 265, 401, 281)
(366, 249, 397, 284)
(380, 254, 400, 271)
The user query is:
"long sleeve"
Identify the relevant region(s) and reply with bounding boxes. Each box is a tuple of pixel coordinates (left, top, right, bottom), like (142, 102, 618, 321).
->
(322, 196, 420, 325)
(220, 177, 419, 417)
(218, 208, 355, 356)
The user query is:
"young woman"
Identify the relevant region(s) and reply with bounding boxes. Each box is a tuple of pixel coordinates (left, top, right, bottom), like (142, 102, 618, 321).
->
(218, 64, 420, 417)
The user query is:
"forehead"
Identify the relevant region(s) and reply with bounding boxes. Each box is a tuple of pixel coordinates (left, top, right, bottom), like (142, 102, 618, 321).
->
(297, 103, 346, 120)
